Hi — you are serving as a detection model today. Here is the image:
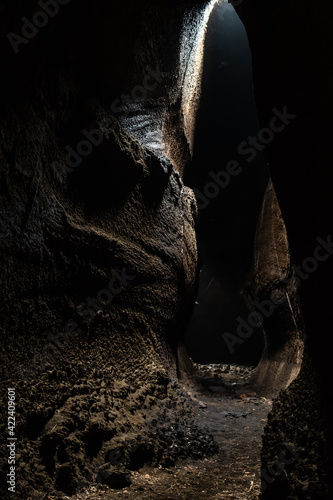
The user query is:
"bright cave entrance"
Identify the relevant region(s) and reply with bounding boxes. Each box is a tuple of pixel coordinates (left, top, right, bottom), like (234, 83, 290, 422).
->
(185, 2, 269, 367)
(180, 3, 273, 498)
(175, 4, 304, 498)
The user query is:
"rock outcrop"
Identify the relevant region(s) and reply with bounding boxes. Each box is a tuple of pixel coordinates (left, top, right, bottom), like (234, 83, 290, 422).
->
(0, 1, 217, 496)
(244, 180, 304, 395)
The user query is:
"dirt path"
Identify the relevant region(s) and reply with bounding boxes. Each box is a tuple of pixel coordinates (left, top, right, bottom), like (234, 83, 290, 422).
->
(66, 365, 272, 500)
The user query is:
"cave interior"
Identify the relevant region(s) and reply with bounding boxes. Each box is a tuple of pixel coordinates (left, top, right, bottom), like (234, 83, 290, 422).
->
(0, 0, 333, 499)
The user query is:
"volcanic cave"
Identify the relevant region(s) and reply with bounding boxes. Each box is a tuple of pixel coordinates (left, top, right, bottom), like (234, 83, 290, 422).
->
(0, 0, 333, 499)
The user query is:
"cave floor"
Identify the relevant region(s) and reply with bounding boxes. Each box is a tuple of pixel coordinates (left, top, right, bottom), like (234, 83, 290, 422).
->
(68, 365, 272, 500)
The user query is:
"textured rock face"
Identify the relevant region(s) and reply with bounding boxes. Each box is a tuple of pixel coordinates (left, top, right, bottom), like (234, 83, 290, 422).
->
(244, 181, 304, 395)
(236, 0, 333, 497)
(0, 0, 216, 496)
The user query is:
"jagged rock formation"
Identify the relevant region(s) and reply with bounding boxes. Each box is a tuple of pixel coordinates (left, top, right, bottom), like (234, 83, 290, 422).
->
(0, 1, 217, 497)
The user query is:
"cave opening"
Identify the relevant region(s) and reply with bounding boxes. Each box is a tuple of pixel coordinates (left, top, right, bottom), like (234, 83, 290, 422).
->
(184, 1, 269, 368)
(176, 6, 301, 498)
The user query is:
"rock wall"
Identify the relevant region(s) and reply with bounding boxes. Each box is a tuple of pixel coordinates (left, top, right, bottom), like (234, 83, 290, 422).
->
(244, 181, 304, 395)
(236, 0, 333, 497)
(0, 1, 217, 497)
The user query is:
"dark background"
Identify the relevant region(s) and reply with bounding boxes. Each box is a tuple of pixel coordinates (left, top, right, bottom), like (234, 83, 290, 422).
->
(185, 3, 269, 365)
